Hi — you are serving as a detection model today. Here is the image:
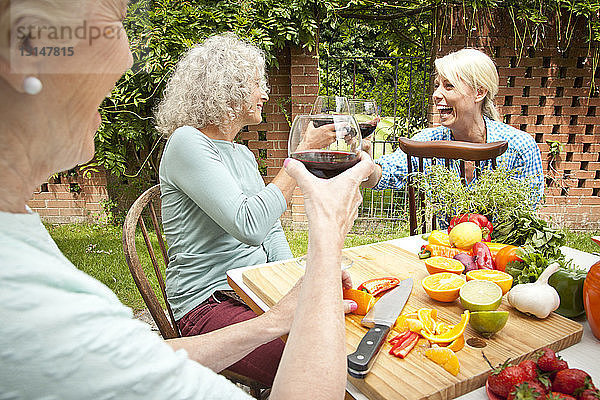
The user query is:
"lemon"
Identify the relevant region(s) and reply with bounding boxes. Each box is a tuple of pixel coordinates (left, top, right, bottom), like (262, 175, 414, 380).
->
(459, 280, 502, 311)
(469, 311, 509, 338)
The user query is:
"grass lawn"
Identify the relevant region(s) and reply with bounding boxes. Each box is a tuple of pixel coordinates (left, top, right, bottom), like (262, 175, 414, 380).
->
(46, 223, 408, 312)
(46, 223, 599, 312)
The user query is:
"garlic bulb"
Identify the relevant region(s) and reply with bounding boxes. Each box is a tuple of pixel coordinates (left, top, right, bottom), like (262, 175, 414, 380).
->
(507, 262, 561, 319)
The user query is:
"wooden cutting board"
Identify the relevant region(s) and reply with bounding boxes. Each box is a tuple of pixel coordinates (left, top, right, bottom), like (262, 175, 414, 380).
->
(242, 242, 583, 400)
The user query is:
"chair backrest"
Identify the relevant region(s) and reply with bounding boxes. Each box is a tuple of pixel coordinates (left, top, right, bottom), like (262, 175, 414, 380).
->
(122, 185, 269, 398)
(122, 184, 180, 339)
(398, 138, 508, 236)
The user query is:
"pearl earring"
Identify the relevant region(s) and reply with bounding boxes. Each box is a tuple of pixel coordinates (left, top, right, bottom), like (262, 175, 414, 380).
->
(23, 76, 43, 95)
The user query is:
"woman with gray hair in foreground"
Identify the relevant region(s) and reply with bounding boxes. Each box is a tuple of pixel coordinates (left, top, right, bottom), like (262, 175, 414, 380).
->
(155, 33, 359, 387)
(0, 1, 373, 399)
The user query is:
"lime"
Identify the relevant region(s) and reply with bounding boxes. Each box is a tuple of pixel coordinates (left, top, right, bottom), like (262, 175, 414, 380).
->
(469, 311, 509, 338)
(459, 279, 502, 311)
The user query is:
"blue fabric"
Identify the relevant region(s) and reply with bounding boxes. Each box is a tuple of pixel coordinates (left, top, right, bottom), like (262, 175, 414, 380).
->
(374, 118, 544, 205)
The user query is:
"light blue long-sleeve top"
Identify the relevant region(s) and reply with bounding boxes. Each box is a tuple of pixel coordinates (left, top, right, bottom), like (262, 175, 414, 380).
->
(0, 210, 251, 399)
(159, 126, 292, 320)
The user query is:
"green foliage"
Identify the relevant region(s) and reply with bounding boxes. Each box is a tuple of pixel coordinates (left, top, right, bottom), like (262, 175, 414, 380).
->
(93, 0, 336, 178)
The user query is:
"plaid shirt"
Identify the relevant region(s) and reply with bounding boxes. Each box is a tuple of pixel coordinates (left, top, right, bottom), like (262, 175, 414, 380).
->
(374, 117, 544, 205)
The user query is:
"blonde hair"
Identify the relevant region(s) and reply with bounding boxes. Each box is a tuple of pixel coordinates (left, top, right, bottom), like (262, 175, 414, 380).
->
(155, 33, 269, 137)
(434, 48, 501, 121)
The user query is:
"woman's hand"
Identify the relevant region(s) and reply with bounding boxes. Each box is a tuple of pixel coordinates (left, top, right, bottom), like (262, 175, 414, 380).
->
(296, 122, 337, 151)
(264, 269, 356, 333)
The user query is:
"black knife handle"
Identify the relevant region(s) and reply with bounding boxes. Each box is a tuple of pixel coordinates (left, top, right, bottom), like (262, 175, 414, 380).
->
(347, 324, 390, 379)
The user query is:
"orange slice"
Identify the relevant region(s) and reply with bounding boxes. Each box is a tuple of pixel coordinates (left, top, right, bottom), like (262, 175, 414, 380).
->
(421, 273, 466, 302)
(466, 269, 513, 295)
(343, 288, 375, 315)
(420, 311, 470, 343)
(418, 308, 438, 334)
(424, 256, 465, 275)
(425, 346, 460, 376)
(446, 334, 465, 352)
(435, 322, 451, 335)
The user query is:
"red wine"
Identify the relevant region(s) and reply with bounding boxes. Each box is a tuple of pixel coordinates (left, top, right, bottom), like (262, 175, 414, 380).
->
(311, 116, 334, 128)
(359, 122, 376, 138)
(291, 150, 359, 178)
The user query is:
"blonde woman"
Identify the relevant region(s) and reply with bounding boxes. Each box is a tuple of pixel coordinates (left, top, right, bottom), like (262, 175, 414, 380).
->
(364, 48, 544, 203)
(0, 2, 372, 398)
(155, 33, 358, 386)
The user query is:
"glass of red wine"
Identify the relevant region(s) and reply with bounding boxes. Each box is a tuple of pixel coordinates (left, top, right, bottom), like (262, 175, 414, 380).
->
(288, 114, 361, 179)
(310, 95, 350, 115)
(349, 99, 380, 138)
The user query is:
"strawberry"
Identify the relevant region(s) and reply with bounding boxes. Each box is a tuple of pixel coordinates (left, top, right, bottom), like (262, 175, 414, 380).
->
(507, 381, 547, 400)
(520, 360, 540, 381)
(552, 369, 594, 395)
(537, 348, 560, 372)
(547, 392, 577, 400)
(488, 361, 528, 398)
(551, 359, 570, 380)
(579, 389, 600, 400)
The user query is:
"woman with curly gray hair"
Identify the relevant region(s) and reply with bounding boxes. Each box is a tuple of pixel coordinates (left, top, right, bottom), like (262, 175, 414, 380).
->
(155, 33, 347, 387)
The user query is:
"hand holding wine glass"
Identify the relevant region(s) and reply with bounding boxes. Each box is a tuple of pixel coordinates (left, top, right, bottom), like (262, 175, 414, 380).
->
(349, 99, 380, 138)
(288, 114, 361, 179)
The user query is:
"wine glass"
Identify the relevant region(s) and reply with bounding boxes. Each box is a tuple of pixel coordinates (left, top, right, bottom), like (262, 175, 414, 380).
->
(288, 114, 361, 179)
(311, 95, 350, 115)
(349, 98, 380, 138)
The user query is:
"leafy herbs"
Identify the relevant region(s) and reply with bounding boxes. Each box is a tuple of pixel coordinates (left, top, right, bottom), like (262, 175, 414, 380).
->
(414, 164, 537, 227)
(505, 246, 572, 286)
(492, 209, 565, 261)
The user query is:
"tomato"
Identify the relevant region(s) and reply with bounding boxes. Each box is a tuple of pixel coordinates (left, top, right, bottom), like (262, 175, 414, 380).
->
(494, 245, 522, 272)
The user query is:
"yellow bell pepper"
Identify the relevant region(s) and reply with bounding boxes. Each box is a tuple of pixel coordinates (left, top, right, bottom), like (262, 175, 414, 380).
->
(427, 230, 451, 247)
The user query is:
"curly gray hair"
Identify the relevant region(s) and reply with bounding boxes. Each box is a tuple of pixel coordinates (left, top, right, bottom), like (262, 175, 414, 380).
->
(155, 33, 269, 136)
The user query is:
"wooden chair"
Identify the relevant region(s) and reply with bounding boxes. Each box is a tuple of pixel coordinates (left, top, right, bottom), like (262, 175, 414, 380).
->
(398, 137, 508, 236)
(122, 184, 269, 398)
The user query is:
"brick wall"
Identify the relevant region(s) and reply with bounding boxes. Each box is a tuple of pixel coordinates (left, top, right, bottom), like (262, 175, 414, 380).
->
(27, 169, 108, 224)
(433, 7, 600, 230)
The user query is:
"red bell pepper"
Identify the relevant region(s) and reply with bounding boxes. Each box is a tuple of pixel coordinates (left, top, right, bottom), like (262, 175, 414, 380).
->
(388, 330, 412, 346)
(472, 241, 495, 269)
(389, 331, 419, 358)
(448, 213, 494, 242)
(357, 277, 400, 296)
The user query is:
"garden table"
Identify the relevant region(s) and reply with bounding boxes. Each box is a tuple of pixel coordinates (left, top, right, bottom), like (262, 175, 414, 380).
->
(227, 236, 600, 400)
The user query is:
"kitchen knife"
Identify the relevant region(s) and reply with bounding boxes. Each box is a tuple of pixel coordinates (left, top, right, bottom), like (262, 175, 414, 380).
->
(347, 277, 413, 379)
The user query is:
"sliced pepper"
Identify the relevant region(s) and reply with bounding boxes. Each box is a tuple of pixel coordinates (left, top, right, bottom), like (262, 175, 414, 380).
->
(358, 277, 400, 296)
(419, 244, 469, 259)
(389, 331, 419, 358)
(472, 241, 494, 269)
(389, 330, 412, 346)
(448, 214, 493, 242)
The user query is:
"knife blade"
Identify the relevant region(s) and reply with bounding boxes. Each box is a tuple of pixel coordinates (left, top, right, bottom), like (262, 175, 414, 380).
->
(347, 277, 413, 379)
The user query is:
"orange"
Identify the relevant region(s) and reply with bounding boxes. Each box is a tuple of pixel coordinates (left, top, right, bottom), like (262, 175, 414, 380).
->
(421, 273, 466, 302)
(425, 256, 465, 275)
(343, 288, 375, 315)
(418, 308, 438, 334)
(466, 269, 513, 295)
(425, 346, 460, 376)
(446, 334, 465, 352)
(420, 311, 470, 343)
(435, 322, 451, 335)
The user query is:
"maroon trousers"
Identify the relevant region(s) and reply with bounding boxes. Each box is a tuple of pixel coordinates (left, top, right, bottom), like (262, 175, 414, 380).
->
(177, 291, 285, 387)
